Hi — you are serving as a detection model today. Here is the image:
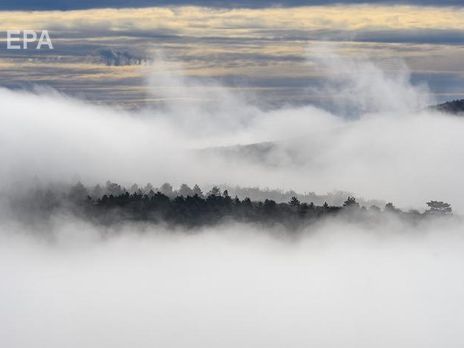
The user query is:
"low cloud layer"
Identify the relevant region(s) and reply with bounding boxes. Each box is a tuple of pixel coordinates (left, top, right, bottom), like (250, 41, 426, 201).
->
(1, 48, 464, 347)
(2, 218, 464, 347)
(0, 50, 462, 211)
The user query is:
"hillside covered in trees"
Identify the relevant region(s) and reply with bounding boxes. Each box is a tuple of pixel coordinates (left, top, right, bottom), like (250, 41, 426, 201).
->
(433, 99, 464, 115)
(5, 181, 454, 230)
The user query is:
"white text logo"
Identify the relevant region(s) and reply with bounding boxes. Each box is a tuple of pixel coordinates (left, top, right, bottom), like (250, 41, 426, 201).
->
(6, 30, 54, 50)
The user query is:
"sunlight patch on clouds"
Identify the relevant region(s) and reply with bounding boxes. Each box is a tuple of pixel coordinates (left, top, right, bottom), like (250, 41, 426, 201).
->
(0, 5, 463, 35)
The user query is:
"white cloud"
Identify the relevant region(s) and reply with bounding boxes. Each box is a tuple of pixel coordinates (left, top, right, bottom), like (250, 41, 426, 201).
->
(0, 50, 462, 212)
(1, 48, 464, 348)
(1, 218, 464, 347)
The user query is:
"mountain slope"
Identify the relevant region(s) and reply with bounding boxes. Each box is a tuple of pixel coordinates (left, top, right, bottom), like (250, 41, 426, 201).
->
(433, 99, 464, 115)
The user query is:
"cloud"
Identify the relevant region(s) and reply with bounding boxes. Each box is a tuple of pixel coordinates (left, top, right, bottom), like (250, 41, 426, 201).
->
(1, 44, 464, 348)
(2, 216, 464, 347)
(0, 49, 463, 212)
(2, 6, 464, 36)
(1, 5, 464, 108)
(306, 44, 431, 114)
(1, 0, 463, 10)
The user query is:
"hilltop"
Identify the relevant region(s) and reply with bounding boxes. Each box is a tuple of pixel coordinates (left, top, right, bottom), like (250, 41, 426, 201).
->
(433, 99, 464, 115)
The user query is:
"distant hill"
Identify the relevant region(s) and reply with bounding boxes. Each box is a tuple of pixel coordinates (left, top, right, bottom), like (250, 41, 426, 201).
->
(433, 99, 464, 115)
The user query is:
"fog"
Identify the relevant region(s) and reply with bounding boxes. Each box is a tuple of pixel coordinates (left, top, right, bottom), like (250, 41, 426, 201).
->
(0, 52, 462, 211)
(2, 218, 464, 347)
(1, 50, 464, 346)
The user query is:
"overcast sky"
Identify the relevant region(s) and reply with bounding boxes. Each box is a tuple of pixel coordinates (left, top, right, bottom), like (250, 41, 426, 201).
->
(0, 2, 463, 108)
(1, 0, 463, 10)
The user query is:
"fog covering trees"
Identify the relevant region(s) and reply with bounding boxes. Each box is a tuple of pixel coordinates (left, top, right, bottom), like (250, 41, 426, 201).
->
(0, 51, 464, 348)
(5, 181, 453, 231)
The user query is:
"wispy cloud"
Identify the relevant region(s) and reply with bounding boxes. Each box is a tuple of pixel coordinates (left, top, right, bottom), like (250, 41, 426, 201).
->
(2, 6, 464, 35)
(1, 50, 464, 211)
(0, 5, 463, 106)
(1, 0, 463, 10)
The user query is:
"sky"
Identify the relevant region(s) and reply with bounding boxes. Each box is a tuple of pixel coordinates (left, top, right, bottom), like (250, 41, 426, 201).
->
(1, 0, 464, 10)
(0, 2, 463, 108)
(2, 5, 464, 344)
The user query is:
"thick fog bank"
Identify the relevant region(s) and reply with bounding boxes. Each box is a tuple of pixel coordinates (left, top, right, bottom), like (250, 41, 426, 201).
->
(1, 51, 464, 212)
(1, 219, 464, 347)
(0, 88, 463, 212)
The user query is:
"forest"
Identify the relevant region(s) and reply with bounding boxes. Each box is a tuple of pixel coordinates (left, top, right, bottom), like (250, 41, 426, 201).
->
(5, 181, 454, 230)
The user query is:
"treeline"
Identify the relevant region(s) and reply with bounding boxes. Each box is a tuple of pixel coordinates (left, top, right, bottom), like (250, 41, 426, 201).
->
(70, 181, 380, 207)
(8, 181, 453, 229)
(433, 99, 464, 115)
(217, 186, 383, 207)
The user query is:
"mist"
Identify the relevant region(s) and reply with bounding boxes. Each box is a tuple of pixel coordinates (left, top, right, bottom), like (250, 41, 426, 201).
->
(2, 218, 464, 347)
(0, 51, 463, 211)
(1, 49, 464, 347)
